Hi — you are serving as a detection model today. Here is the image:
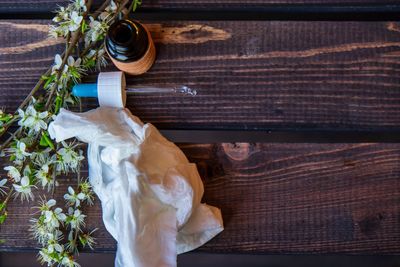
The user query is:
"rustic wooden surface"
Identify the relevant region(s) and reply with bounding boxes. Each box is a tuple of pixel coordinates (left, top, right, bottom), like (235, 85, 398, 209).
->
(0, 0, 399, 11)
(1, 143, 400, 253)
(1, 20, 400, 131)
(0, 0, 400, 260)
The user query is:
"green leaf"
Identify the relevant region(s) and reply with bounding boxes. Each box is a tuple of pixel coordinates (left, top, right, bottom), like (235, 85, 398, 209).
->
(44, 131, 55, 150)
(81, 20, 87, 33)
(132, 0, 142, 11)
(70, 69, 81, 79)
(40, 75, 48, 82)
(39, 135, 48, 147)
(0, 114, 13, 122)
(40, 131, 55, 150)
(84, 58, 96, 68)
(0, 202, 5, 212)
(34, 101, 45, 111)
(55, 95, 63, 114)
(0, 213, 7, 224)
(79, 235, 87, 246)
(44, 74, 56, 89)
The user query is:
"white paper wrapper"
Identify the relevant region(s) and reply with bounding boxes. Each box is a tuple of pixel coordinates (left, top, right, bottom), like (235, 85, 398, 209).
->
(48, 107, 223, 267)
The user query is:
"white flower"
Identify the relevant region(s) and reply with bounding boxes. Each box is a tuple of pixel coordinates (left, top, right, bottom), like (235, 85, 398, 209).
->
(17, 108, 27, 125)
(67, 56, 82, 68)
(54, 6, 69, 22)
(30, 217, 48, 245)
(104, 0, 117, 14)
(18, 105, 48, 133)
(4, 166, 21, 182)
(44, 207, 66, 228)
(48, 24, 61, 38)
(54, 56, 84, 87)
(49, 1, 86, 38)
(89, 19, 102, 39)
(84, 48, 108, 69)
(67, 207, 86, 230)
(86, 49, 96, 59)
(35, 164, 57, 191)
(60, 6, 69, 20)
(74, 0, 87, 12)
(69, 11, 83, 32)
(47, 242, 63, 253)
(13, 176, 34, 202)
(46, 231, 64, 253)
(52, 15, 61, 23)
(15, 141, 31, 159)
(32, 149, 58, 190)
(61, 255, 81, 267)
(96, 48, 108, 68)
(67, 56, 84, 82)
(16, 141, 31, 161)
(36, 164, 49, 181)
(57, 142, 84, 173)
(52, 54, 63, 72)
(38, 248, 55, 265)
(45, 199, 56, 209)
(109, 0, 117, 11)
(85, 17, 107, 43)
(79, 181, 94, 205)
(31, 199, 60, 245)
(79, 230, 97, 250)
(0, 179, 7, 196)
(64, 186, 85, 208)
(32, 147, 52, 165)
(6, 141, 31, 165)
(58, 65, 72, 88)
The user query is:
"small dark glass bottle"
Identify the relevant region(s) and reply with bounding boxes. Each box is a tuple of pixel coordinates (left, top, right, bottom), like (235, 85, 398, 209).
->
(105, 19, 156, 75)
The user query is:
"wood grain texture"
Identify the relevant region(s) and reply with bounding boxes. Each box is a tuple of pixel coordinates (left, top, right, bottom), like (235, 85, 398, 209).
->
(1, 20, 400, 131)
(0, 143, 399, 253)
(0, 0, 399, 11)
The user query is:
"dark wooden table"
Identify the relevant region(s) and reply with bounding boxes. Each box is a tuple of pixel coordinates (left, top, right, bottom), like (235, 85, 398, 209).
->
(0, 1, 400, 266)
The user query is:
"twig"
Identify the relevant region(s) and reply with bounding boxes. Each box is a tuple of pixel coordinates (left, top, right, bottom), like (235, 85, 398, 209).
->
(125, 0, 140, 18)
(92, 0, 111, 19)
(0, 0, 120, 142)
(80, 0, 130, 56)
(0, 127, 22, 152)
(51, 143, 60, 198)
(2, 187, 14, 208)
(45, 31, 81, 110)
(0, 68, 51, 140)
(72, 167, 82, 253)
(44, 0, 96, 110)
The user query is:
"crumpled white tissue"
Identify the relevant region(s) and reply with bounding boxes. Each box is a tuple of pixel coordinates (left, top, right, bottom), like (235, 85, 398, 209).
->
(48, 107, 223, 267)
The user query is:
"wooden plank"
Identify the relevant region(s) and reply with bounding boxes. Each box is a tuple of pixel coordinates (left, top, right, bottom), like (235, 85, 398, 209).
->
(2, 2, 400, 21)
(160, 130, 400, 143)
(1, 253, 400, 267)
(1, 20, 400, 131)
(0, 0, 399, 12)
(1, 143, 400, 253)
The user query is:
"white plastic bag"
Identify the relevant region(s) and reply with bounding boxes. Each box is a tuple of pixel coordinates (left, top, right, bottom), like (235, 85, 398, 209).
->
(48, 107, 223, 267)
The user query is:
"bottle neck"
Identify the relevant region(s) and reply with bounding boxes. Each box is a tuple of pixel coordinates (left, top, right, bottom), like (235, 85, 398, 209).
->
(105, 19, 149, 63)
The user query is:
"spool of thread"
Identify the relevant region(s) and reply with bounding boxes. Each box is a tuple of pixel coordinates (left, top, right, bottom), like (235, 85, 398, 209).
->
(105, 19, 156, 75)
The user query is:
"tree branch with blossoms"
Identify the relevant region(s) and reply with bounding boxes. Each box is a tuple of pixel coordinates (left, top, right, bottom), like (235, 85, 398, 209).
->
(0, 0, 142, 266)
